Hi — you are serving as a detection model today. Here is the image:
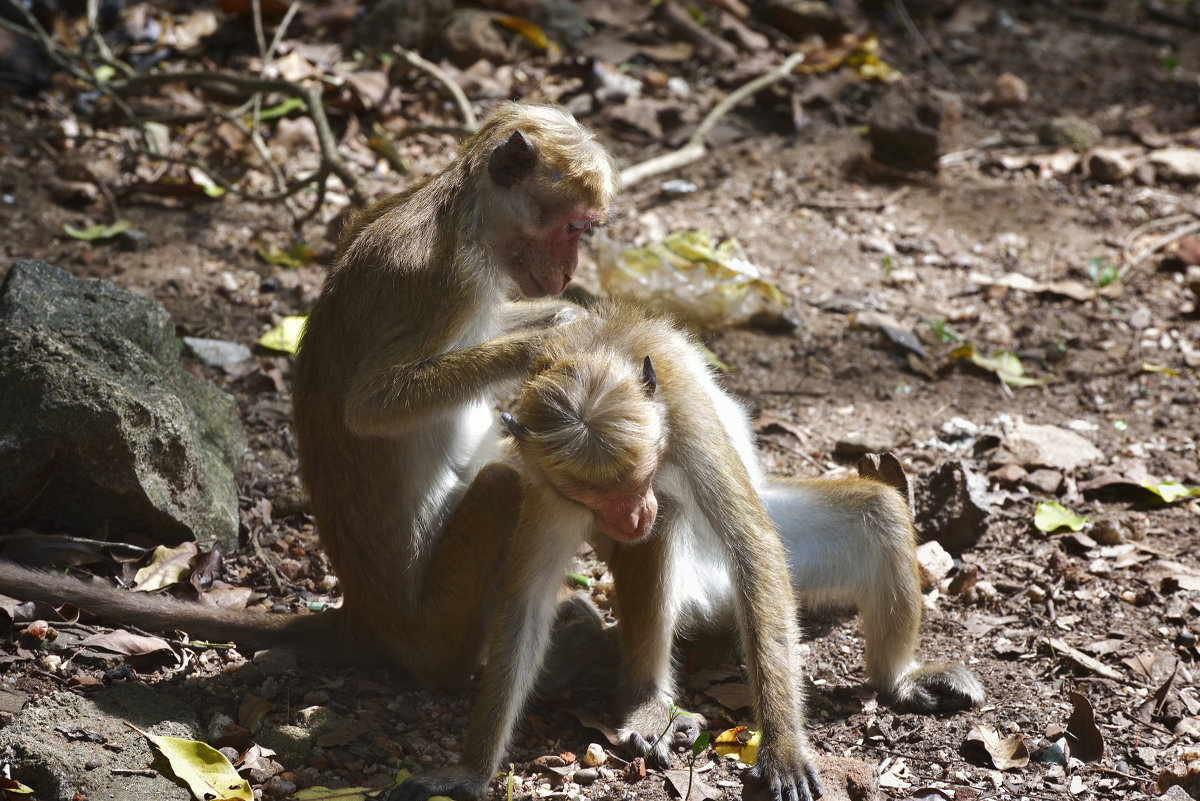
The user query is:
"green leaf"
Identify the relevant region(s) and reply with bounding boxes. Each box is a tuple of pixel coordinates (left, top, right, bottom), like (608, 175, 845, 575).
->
(1086, 257, 1118, 288)
(94, 64, 116, 83)
(127, 725, 252, 801)
(1034, 501, 1088, 533)
(565, 571, 591, 588)
(259, 97, 307, 121)
(1140, 481, 1200, 504)
(258, 316, 308, 354)
(952, 344, 1051, 388)
(692, 731, 711, 758)
(63, 219, 131, 240)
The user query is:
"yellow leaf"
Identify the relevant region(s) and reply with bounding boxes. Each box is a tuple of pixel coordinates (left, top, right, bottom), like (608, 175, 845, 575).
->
(953, 344, 1051, 388)
(127, 724, 252, 801)
(259, 315, 308, 354)
(495, 15, 549, 50)
(134, 542, 198, 591)
(713, 726, 760, 765)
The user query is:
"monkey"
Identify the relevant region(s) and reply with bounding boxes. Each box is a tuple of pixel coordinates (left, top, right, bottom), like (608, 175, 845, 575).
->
(0, 102, 619, 678)
(393, 302, 982, 801)
(395, 301, 822, 801)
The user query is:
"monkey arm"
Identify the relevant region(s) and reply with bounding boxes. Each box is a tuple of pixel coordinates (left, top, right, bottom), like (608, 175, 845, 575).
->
(671, 423, 822, 801)
(605, 505, 703, 768)
(344, 328, 548, 437)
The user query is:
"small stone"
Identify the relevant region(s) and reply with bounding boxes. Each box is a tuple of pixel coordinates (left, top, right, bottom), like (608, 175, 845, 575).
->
(1087, 148, 1135, 183)
(990, 463, 1027, 487)
(1038, 116, 1102, 151)
(182, 336, 252, 367)
(1149, 147, 1200, 184)
(624, 756, 647, 781)
(1025, 468, 1063, 495)
(252, 648, 298, 674)
(1090, 519, 1126, 545)
(438, 9, 509, 68)
(988, 72, 1028, 107)
(573, 767, 600, 785)
(582, 743, 607, 767)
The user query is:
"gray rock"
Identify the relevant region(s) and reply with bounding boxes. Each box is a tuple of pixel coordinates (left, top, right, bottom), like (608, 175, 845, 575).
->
(915, 461, 991, 551)
(439, 9, 509, 68)
(868, 80, 963, 171)
(994, 420, 1103, 472)
(1038, 116, 1102, 151)
(0, 683, 198, 801)
(0, 260, 246, 551)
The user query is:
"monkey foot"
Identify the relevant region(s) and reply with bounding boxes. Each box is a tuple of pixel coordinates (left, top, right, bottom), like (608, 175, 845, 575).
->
(894, 664, 985, 713)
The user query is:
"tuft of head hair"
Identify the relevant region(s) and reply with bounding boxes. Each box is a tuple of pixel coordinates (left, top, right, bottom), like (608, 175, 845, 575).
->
(466, 102, 618, 212)
(512, 350, 664, 490)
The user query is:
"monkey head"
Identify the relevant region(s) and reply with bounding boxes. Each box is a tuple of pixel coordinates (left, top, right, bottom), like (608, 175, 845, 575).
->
(503, 353, 664, 542)
(469, 104, 618, 298)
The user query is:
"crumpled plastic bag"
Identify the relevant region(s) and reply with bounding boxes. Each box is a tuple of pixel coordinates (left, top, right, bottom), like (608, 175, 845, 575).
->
(598, 230, 788, 325)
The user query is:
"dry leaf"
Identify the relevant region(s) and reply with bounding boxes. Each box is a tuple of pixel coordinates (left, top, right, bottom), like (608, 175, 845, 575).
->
(134, 543, 199, 592)
(1066, 691, 1104, 762)
(966, 724, 1029, 770)
(127, 724, 252, 801)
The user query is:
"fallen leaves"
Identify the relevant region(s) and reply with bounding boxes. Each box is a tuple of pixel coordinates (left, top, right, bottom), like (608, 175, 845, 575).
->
(127, 724, 253, 801)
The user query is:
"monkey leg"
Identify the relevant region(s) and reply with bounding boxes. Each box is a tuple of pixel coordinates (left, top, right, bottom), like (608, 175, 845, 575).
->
(607, 525, 702, 768)
(762, 477, 983, 712)
(380, 462, 523, 688)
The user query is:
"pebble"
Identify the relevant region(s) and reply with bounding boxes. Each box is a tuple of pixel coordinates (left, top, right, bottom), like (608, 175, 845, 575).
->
(582, 743, 607, 767)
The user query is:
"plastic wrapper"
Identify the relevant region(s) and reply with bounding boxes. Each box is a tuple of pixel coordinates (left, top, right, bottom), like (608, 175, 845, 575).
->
(597, 230, 788, 325)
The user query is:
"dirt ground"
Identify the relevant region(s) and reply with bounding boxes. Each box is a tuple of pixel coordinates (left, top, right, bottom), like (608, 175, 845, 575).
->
(0, 2, 1198, 800)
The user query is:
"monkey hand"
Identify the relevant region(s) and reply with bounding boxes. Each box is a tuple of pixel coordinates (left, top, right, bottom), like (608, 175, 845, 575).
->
(548, 304, 586, 327)
(620, 705, 706, 769)
(747, 738, 822, 801)
(386, 767, 487, 801)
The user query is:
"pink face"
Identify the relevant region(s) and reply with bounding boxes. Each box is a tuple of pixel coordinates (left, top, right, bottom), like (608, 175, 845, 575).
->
(567, 473, 658, 543)
(504, 211, 601, 298)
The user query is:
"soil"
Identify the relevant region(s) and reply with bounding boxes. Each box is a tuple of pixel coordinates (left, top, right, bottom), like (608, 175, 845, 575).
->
(0, 2, 1198, 801)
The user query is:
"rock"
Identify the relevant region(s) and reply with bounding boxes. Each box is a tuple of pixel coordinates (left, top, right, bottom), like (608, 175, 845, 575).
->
(1148, 147, 1200, 184)
(867, 80, 963, 172)
(1025, 468, 1064, 495)
(573, 767, 600, 785)
(916, 540, 954, 585)
(256, 724, 315, 765)
(993, 420, 1104, 472)
(989, 462, 1026, 487)
(439, 9, 509, 68)
(914, 461, 991, 551)
(582, 742, 607, 767)
(0, 260, 246, 551)
(1038, 116, 1102, 150)
(0, 683, 199, 801)
(758, 0, 852, 39)
(986, 72, 1028, 107)
(182, 336, 252, 367)
(1087, 148, 1135, 183)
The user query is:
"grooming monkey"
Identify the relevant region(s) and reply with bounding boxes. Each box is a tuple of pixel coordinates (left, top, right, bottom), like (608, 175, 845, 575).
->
(0, 103, 979, 795)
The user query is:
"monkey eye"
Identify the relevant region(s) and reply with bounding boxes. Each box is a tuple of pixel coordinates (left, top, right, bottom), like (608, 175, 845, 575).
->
(566, 220, 593, 233)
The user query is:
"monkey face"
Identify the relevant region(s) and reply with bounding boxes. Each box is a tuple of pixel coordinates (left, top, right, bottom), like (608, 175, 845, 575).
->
(501, 210, 600, 298)
(573, 477, 659, 543)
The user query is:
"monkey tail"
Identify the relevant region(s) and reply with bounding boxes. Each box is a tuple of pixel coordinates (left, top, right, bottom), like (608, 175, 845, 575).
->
(0, 561, 367, 664)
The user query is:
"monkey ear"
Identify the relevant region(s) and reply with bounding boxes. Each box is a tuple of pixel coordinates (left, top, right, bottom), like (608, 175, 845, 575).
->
(641, 356, 657, 397)
(489, 131, 537, 188)
(501, 412, 531, 440)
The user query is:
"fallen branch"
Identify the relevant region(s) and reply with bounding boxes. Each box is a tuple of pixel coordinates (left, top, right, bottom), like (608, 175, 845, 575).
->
(619, 52, 805, 190)
(398, 48, 478, 131)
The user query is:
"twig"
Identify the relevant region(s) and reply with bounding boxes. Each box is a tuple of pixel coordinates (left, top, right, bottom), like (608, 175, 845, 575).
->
(1123, 216, 1200, 268)
(620, 52, 806, 189)
(111, 769, 159, 777)
(398, 48, 478, 131)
